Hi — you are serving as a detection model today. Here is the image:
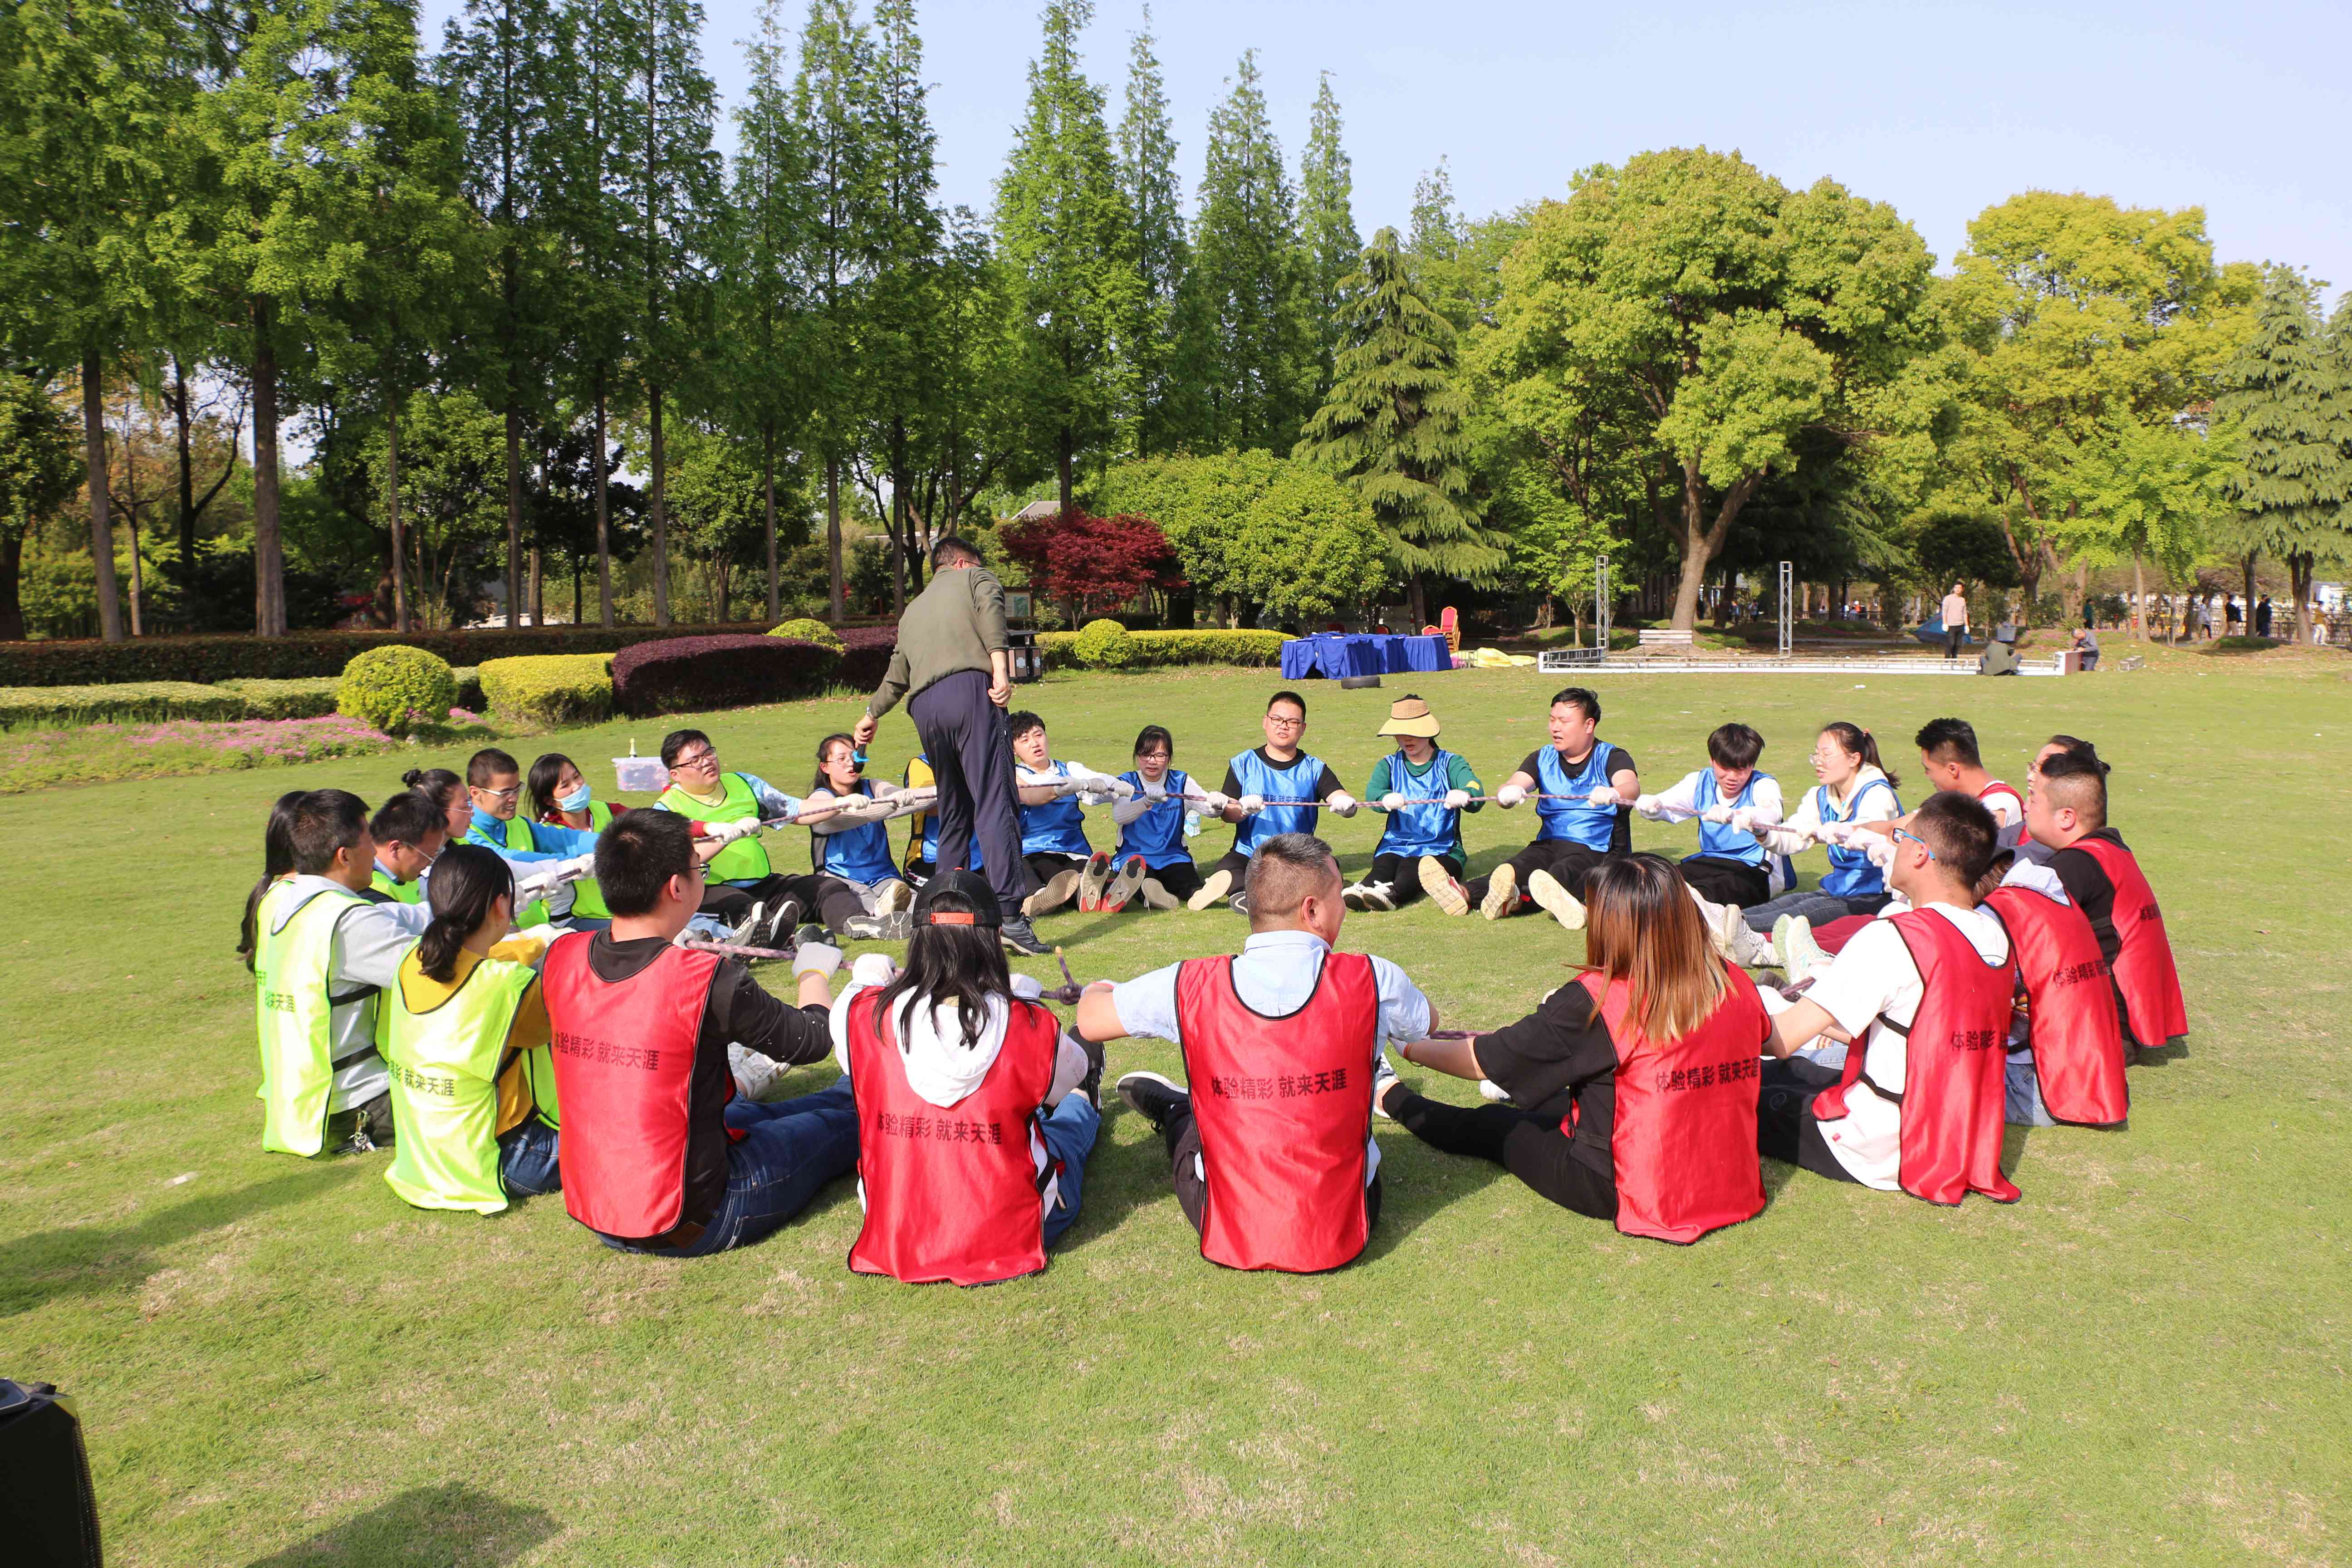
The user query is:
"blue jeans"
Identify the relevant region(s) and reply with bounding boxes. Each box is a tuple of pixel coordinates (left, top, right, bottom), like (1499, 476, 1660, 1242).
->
(498, 1117, 562, 1197)
(613, 1081, 861, 1258)
(2005, 1052, 2056, 1127)
(1038, 1093, 1101, 1246)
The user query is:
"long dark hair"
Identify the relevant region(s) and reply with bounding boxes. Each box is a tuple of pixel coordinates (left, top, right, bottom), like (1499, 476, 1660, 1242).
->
(526, 752, 575, 822)
(238, 790, 309, 971)
(874, 882, 1011, 1051)
(416, 843, 515, 983)
(1581, 854, 1727, 1041)
(1820, 720, 1900, 790)
(809, 732, 860, 798)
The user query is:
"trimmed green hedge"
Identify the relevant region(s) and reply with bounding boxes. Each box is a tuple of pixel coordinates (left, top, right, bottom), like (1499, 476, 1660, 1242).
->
(767, 617, 846, 652)
(1070, 618, 1137, 668)
(0, 681, 249, 729)
(215, 677, 342, 720)
(337, 647, 458, 735)
(478, 654, 615, 727)
(1035, 627, 1290, 670)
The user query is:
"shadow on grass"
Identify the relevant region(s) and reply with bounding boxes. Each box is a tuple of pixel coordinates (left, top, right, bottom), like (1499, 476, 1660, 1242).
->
(0, 1162, 364, 1318)
(1357, 1140, 1509, 1263)
(243, 1483, 558, 1568)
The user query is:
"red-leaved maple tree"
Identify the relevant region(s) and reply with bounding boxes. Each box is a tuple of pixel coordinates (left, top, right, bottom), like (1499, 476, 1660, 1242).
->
(998, 509, 1185, 623)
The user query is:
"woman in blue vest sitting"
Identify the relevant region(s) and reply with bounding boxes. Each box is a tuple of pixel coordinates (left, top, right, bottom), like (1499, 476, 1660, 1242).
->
(1350, 696, 1483, 911)
(1740, 721, 1906, 933)
(1425, 686, 1638, 931)
(833, 870, 1103, 1286)
(804, 733, 920, 940)
(1107, 724, 1209, 911)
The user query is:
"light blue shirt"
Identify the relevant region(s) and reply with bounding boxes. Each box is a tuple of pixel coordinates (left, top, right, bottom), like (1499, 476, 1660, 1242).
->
(465, 808, 598, 863)
(1111, 928, 1432, 1182)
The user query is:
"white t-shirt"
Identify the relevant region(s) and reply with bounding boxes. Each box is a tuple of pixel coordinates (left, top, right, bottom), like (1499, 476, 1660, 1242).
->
(1976, 780, 2024, 829)
(1801, 902, 2012, 1190)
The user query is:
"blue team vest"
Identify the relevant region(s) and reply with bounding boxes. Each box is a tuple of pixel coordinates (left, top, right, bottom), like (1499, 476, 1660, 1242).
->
(1117, 768, 1194, 869)
(1019, 761, 1093, 858)
(1690, 770, 1773, 869)
(1816, 776, 1901, 897)
(814, 779, 898, 885)
(911, 754, 985, 872)
(1376, 750, 1468, 859)
(1533, 742, 1624, 850)
(1227, 750, 1325, 857)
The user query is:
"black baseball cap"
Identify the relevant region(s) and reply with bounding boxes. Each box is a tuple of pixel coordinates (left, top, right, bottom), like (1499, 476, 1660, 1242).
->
(911, 869, 1001, 928)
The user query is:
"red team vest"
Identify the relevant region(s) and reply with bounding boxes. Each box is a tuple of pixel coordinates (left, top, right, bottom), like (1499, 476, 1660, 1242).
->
(846, 989, 1063, 1287)
(1812, 909, 2020, 1206)
(1174, 951, 1378, 1273)
(1984, 884, 2127, 1127)
(542, 934, 721, 1239)
(1575, 967, 1770, 1244)
(2070, 835, 2188, 1048)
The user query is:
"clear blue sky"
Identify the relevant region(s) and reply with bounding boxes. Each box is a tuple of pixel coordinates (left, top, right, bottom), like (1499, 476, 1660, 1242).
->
(416, 0, 2352, 297)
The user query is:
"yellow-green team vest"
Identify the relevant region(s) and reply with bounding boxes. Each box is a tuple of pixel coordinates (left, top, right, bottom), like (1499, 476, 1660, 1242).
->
(371, 867, 424, 904)
(657, 772, 772, 882)
(254, 879, 370, 1157)
(476, 815, 553, 926)
(559, 799, 617, 919)
(382, 950, 542, 1213)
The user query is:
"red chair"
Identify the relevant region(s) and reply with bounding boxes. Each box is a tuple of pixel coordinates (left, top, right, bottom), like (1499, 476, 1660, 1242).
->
(1421, 606, 1461, 655)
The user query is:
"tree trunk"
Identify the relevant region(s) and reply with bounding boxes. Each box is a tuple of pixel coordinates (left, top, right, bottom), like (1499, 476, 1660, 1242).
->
(0, 532, 22, 640)
(1669, 461, 1762, 632)
(2131, 547, 2145, 638)
(504, 407, 524, 629)
(1058, 426, 1074, 517)
(890, 417, 910, 615)
(2241, 550, 2258, 622)
(1406, 573, 1426, 628)
(826, 457, 844, 620)
(761, 424, 779, 623)
(119, 382, 143, 637)
(2290, 551, 2315, 645)
(649, 383, 670, 627)
(251, 305, 287, 637)
(573, 553, 583, 627)
(172, 358, 196, 571)
(385, 389, 409, 632)
(593, 370, 615, 627)
(81, 351, 126, 643)
(529, 545, 544, 627)
(713, 554, 729, 624)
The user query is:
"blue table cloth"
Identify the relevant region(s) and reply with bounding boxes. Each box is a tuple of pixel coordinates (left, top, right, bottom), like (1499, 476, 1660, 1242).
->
(1278, 633, 1453, 679)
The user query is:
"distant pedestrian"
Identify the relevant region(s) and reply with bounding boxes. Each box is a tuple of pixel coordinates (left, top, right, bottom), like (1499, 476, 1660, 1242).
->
(2256, 596, 2273, 637)
(1940, 581, 1970, 660)
(2226, 597, 2243, 633)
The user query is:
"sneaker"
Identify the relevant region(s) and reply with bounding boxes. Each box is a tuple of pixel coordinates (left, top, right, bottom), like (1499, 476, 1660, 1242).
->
(743, 897, 802, 949)
(1478, 1078, 1513, 1103)
(1341, 881, 1368, 911)
(1077, 851, 1114, 912)
(793, 921, 829, 949)
(1229, 890, 1251, 917)
(1138, 877, 1181, 911)
(1770, 912, 1799, 964)
(999, 915, 1053, 957)
(1022, 867, 1082, 918)
(1116, 1070, 1189, 1130)
(1420, 856, 1471, 916)
(1358, 880, 1396, 912)
(1067, 1029, 1106, 1107)
(1101, 854, 1148, 914)
(1186, 866, 1234, 911)
(1526, 869, 1586, 930)
(1371, 1050, 1401, 1120)
(1479, 862, 1519, 921)
(876, 878, 916, 916)
(843, 911, 914, 941)
(1780, 916, 1832, 982)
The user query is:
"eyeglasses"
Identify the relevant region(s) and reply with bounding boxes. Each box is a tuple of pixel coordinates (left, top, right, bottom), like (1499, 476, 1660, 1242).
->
(1891, 826, 1936, 861)
(472, 784, 520, 801)
(1265, 714, 1305, 730)
(671, 749, 718, 772)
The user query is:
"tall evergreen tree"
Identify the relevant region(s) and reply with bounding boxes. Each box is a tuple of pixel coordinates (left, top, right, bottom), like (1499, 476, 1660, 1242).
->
(863, 0, 944, 610)
(1296, 71, 1359, 408)
(617, 0, 720, 625)
(1183, 50, 1307, 453)
(995, 0, 1135, 514)
(2216, 266, 2352, 645)
(792, 0, 880, 618)
(1295, 227, 1498, 624)
(1116, 7, 1186, 458)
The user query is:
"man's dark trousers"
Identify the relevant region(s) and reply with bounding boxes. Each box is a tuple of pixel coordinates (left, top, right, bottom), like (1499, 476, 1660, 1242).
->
(907, 667, 1030, 918)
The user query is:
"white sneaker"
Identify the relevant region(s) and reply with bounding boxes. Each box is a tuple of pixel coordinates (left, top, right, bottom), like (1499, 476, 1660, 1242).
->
(1526, 869, 1586, 930)
(1341, 881, 1369, 911)
(1479, 1078, 1512, 1103)
(876, 878, 915, 916)
(1138, 877, 1180, 911)
(1022, 867, 1082, 917)
(1187, 867, 1234, 911)
(1359, 881, 1396, 912)
(1781, 916, 1833, 982)
(1478, 862, 1519, 920)
(1371, 1050, 1401, 1120)
(1419, 856, 1470, 916)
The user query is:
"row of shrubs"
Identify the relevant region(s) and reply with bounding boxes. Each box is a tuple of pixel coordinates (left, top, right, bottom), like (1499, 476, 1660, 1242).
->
(1039, 623, 1291, 671)
(0, 621, 892, 688)
(2, 671, 475, 730)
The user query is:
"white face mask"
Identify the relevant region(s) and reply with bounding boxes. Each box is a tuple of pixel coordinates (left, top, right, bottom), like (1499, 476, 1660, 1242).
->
(557, 783, 593, 812)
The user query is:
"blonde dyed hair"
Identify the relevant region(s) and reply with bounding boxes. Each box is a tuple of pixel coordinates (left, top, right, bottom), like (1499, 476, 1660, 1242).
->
(1580, 854, 1729, 1041)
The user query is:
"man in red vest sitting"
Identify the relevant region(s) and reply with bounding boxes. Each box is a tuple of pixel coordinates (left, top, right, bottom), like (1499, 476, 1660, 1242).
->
(1075, 833, 1437, 1273)
(543, 810, 858, 1257)
(1754, 792, 2021, 1206)
(2026, 749, 2188, 1062)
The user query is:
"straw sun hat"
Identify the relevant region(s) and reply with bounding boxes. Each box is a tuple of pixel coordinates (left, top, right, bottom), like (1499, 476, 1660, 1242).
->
(1375, 696, 1441, 739)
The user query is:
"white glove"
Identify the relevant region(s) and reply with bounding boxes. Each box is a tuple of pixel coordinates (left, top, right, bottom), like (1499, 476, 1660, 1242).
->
(1636, 793, 1663, 816)
(1496, 783, 1527, 808)
(1701, 803, 1736, 825)
(1010, 972, 1044, 1001)
(1380, 791, 1407, 812)
(1443, 788, 1472, 810)
(1863, 834, 1898, 870)
(850, 952, 897, 989)
(1587, 787, 1623, 808)
(703, 817, 760, 845)
(512, 922, 564, 947)
(566, 853, 598, 879)
(1196, 789, 1231, 814)
(792, 941, 844, 979)
(1326, 790, 1359, 818)
(882, 787, 933, 820)
(510, 865, 562, 902)
(1817, 820, 1858, 848)
(1238, 793, 1267, 814)
(1107, 775, 1136, 800)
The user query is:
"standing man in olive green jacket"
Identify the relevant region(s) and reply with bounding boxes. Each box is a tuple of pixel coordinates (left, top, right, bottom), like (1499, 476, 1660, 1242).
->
(853, 536, 1049, 955)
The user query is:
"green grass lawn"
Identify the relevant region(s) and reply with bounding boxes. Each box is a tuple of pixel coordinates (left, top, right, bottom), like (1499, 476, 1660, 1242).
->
(5, 646, 2347, 1565)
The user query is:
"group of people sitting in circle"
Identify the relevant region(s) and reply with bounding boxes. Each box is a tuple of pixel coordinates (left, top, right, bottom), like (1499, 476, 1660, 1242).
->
(240, 682, 2186, 1280)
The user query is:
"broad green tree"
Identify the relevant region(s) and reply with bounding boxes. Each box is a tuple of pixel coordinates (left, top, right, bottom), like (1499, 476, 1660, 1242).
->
(1182, 50, 1307, 452)
(1115, 7, 1187, 458)
(862, 0, 945, 610)
(2215, 267, 2352, 644)
(0, 369, 85, 639)
(1296, 72, 1358, 408)
(996, 0, 1135, 514)
(1477, 147, 1946, 631)
(1296, 228, 1499, 623)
